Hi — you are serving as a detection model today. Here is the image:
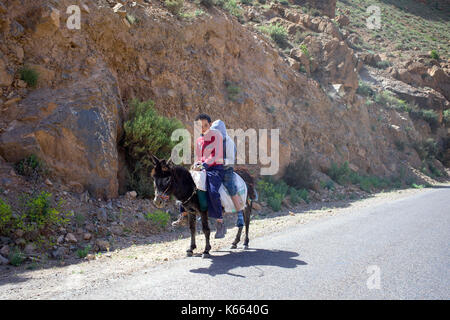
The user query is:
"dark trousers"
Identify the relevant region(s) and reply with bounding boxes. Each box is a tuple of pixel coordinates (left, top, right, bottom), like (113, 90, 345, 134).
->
(205, 165, 224, 219)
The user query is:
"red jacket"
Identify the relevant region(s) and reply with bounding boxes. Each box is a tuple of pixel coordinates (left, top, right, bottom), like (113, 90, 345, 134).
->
(195, 129, 223, 167)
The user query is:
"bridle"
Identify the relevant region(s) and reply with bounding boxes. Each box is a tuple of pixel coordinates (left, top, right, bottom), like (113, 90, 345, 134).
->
(155, 174, 197, 205)
(155, 175, 173, 202)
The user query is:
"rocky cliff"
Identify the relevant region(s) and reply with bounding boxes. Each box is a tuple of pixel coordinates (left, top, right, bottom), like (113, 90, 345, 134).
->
(0, 0, 448, 199)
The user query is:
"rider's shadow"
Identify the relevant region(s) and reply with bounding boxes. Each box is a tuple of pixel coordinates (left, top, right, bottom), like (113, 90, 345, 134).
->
(189, 249, 307, 278)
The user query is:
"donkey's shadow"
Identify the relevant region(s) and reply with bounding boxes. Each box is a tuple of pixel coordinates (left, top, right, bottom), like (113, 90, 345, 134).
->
(189, 248, 307, 278)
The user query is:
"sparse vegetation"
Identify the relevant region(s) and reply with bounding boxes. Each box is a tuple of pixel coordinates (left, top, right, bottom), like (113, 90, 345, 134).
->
(444, 110, 450, 127)
(216, 0, 244, 19)
(430, 50, 440, 60)
(0, 198, 12, 234)
(76, 245, 91, 259)
(282, 157, 313, 190)
(14, 154, 48, 181)
(327, 161, 395, 192)
(375, 60, 391, 69)
(336, 0, 449, 58)
(258, 23, 288, 48)
(372, 90, 440, 129)
(126, 14, 138, 25)
(225, 80, 241, 101)
(257, 177, 289, 212)
(165, 0, 184, 15)
(8, 248, 25, 267)
(289, 187, 309, 205)
(145, 210, 170, 229)
(19, 66, 39, 88)
(357, 81, 374, 97)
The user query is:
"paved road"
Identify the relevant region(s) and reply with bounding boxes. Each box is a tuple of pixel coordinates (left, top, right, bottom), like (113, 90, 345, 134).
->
(57, 187, 450, 299)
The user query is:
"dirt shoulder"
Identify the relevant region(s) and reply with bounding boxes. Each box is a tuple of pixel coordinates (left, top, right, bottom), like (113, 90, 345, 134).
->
(1, 184, 447, 300)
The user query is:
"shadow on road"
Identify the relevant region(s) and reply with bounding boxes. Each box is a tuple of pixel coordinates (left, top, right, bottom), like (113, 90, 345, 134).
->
(189, 249, 307, 278)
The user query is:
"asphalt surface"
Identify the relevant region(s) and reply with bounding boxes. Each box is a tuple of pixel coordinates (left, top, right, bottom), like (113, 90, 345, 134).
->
(57, 187, 450, 299)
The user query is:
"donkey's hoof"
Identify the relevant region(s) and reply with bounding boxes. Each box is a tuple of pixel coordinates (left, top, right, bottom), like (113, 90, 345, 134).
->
(230, 244, 237, 249)
(186, 250, 194, 257)
(243, 245, 249, 250)
(202, 252, 211, 259)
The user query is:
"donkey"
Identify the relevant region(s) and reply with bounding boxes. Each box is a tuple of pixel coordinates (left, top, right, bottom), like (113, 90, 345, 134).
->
(150, 155, 256, 258)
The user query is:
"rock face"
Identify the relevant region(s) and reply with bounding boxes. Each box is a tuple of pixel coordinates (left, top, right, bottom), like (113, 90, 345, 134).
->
(0, 0, 447, 199)
(0, 61, 122, 199)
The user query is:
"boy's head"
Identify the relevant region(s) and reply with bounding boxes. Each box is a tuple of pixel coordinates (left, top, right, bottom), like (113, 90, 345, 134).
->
(195, 113, 212, 134)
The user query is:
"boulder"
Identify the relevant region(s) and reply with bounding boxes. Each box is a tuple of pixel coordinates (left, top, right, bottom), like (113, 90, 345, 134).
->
(96, 239, 110, 252)
(335, 15, 350, 27)
(65, 233, 77, 243)
(0, 254, 8, 265)
(0, 61, 123, 200)
(52, 246, 68, 259)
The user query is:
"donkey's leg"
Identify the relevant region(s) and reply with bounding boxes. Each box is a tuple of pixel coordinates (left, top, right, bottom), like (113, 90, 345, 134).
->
(200, 211, 211, 258)
(186, 213, 196, 257)
(231, 227, 243, 249)
(243, 204, 251, 249)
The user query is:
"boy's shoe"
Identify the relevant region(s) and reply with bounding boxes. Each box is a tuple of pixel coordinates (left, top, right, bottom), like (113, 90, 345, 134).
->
(215, 220, 227, 239)
(172, 213, 188, 227)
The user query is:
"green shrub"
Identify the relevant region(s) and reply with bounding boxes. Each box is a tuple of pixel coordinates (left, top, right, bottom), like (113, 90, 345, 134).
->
(299, 44, 311, 59)
(357, 81, 374, 97)
(14, 154, 47, 180)
(9, 248, 25, 267)
(225, 80, 241, 101)
(165, 0, 184, 15)
(217, 0, 244, 19)
(430, 50, 440, 60)
(0, 198, 12, 234)
(320, 180, 335, 191)
(418, 109, 439, 128)
(13, 191, 70, 234)
(428, 162, 442, 178)
(145, 210, 170, 229)
(282, 157, 313, 189)
(20, 66, 39, 88)
(126, 14, 138, 25)
(76, 245, 91, 259)
(259, 23, 288, 47)
(123, 99, 183, 197)
(257, 177, 289, 211)
(289, 187, 309, 205)
(375, 60, 392, 69)
(328, 161, 351, 185)
(413, 138, 439, 161)
(444, 110, 450, 126)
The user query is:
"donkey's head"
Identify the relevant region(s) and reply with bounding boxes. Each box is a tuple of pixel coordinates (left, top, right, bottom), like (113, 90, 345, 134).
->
(150, 155, 174, 208)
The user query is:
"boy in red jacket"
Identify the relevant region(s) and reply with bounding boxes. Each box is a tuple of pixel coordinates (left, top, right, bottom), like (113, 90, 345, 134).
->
(193, 113, 227, 238)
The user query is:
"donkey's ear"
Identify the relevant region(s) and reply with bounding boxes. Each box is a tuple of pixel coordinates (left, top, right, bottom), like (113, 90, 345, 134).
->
(150, 154, 160, 166)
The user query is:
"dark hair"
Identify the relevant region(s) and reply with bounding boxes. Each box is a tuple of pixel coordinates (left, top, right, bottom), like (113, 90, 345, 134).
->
(195, 113, 211, 123)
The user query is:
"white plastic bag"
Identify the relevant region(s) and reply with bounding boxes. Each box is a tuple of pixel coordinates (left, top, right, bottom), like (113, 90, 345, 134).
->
(219, 172, 247, 213)
(189, 169, 207, 191)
